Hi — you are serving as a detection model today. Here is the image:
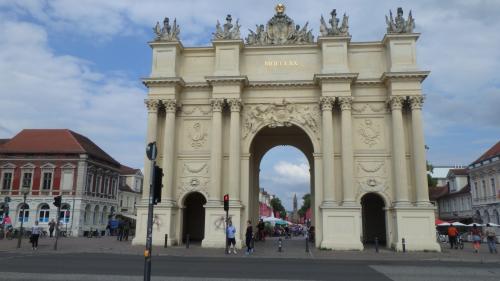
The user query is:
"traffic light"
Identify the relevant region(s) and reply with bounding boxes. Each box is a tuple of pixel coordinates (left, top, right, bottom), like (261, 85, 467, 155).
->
(53, 195, 62, 208)
(152, 165, 163, 205)
(223, 194, 229, 211)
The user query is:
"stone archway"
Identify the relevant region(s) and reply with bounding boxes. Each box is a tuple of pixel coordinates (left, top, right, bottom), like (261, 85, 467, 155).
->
(247, 124, 315, 238)
(182, 192, 207, 243)
(361, 193, 387, 245)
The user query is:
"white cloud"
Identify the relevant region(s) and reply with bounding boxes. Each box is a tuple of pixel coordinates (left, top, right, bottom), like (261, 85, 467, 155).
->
(272, 161, 310, 185)
(0, 18, 147, 168)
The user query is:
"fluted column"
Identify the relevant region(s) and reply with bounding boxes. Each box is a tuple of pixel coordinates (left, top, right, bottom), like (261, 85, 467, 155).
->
(142, 99, 160, 200)
(339, 97, 355, 205)
(320, 97, 337, 206)
(228, 99, 242, 203)
(389, 96, 410, 205)
(410, 96, 430, 206)
(208, 98, 224, 204)
(161, 99, 177, 205)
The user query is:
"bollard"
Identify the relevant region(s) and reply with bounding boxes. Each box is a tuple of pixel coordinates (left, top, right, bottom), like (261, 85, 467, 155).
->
(278, 237, 283, 252)
(402, 238, 406, 253)
(164, 234, 168, 248)
(375, 237, 379, 253)
(186, 234, 190, 249)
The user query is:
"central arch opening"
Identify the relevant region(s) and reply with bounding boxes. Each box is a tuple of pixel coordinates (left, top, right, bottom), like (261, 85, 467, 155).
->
(182, 192, 207, 243)
(248, 125, 315, 248)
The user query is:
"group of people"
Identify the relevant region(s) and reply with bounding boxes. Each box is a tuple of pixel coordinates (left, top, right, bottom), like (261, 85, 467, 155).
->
(226, 220, 256, 255)
(447, 223, 498, 254)
(106, 219, 131, 241)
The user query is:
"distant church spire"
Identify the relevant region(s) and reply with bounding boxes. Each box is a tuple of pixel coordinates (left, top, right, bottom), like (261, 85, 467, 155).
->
(293, 193, 298, 211)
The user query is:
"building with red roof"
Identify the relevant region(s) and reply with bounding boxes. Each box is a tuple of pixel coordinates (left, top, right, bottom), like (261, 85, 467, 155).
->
(468, 140, 500, 224)
(0, 129, 137, 237)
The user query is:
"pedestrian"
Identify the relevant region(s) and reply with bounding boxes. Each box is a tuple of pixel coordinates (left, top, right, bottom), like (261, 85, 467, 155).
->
(106, 221, 111, 236)
(48, 219, 55, 238)
(484, 223, 498, 254)
(123, 220, 130, 241)
(470, 224, 482, 253)
(257, 219, 265, 241)
(245, 220, 253, 255)
(31, 221, 41, 250)
(117, 219, 123, 241)
(226, 220, 237, 254)
(447, 224, 459, 249)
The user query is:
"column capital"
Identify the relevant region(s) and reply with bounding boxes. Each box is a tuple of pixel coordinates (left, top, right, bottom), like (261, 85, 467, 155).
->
(144, 99, 161, 113)
(338, 96, 354, 111)
(409, 95, 424, 110)
(161, 99, 178, 113)
(319, 97, 334, 111)
(227, 98, 242, 112)
(210, 98, 225, 112)
(387, 96, 406, 111)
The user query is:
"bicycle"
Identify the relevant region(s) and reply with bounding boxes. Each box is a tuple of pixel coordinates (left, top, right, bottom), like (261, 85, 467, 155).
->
(456, 234, 464, 250)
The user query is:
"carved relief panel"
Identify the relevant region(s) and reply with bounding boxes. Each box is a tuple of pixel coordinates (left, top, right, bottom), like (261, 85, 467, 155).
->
(353, 117, 386, 151)
(355, 160, 389, 194)
(177, 161, 210, 202)
(181, 120, 210, 152)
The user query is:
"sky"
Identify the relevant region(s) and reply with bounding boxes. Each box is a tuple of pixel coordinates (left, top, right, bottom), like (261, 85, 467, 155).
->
(0, 0, 499, 210)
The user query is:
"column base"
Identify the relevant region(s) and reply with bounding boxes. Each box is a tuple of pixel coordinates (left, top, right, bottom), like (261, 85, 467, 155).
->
(320, 200, 339, 208)
(320, 206, 363, 251)
(394, 201, 412, 207)
(341, 200, 358, 207)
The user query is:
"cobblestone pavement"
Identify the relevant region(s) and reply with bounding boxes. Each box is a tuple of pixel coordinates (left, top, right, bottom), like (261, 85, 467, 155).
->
(1, 235, 499, 264)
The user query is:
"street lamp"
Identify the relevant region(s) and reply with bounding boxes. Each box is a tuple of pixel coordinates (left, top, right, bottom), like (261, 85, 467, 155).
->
(17, 186, 30, 249)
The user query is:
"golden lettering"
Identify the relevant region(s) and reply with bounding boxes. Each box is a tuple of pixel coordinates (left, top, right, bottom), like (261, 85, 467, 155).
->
(264, 60, 300, 67)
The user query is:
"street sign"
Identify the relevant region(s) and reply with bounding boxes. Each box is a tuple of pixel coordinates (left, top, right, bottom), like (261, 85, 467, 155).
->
(146, 142, 157, 161)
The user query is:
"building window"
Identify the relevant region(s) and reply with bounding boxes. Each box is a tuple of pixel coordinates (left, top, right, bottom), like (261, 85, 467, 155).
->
(22, 172, 32, 188)
(474, 182, 478, 199)
(491, 178, 496, 196)
(38, 204, 50, 223)
(61, 169, 74, 191)
(86, 174, 93, 194)
(59, 205, 70, 224)
(120, 197, 123, 207)
(18, 203, 29, 223)
(96, 176, 102, 195)
(2, 172, 13, 190)
(482, 180, 487, 198)
(42, 172, 53, 190)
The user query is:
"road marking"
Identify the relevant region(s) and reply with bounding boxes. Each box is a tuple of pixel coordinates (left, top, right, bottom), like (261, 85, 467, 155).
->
(370, 265, 500, 281)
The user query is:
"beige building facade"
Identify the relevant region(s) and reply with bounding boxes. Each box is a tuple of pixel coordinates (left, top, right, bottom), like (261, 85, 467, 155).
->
(133, 6, 440, 251)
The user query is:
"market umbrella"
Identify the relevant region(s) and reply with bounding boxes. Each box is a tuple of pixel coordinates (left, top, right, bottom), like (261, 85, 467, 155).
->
(484, 222, 500, 227)
(466, 223, 484, 227)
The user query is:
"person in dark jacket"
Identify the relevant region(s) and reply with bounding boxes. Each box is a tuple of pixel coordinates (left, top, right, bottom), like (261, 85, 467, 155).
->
(245, 220, 253, 255)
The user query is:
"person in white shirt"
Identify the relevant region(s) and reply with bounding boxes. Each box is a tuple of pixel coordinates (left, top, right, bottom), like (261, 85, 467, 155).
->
(226, 221, 237, 254)
(31, 221, 41, 250)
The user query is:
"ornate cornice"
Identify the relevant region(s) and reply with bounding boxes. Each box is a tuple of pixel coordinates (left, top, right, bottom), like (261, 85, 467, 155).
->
(205, 76, 249, 86)
(314, 73, 359, 85)
(247, 80, 315, 88)
(184, 82, 211, 89)
(354, 79, 384, 87)
(142, 77, 185, 88)
(381, 71, 430, 83)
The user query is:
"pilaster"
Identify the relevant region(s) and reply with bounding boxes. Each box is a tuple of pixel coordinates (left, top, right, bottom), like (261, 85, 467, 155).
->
(339, 96, 355, 206)
(228, 98, 242, 205)
(149, 40, 184, 77)
(318, 36, 351, 73)
(382, 33, 420, 72)
(319, 97, 336, 207)
(207, 98, 224, 206)
(212, 39, 244, 76)
(160, 99, 179, 207)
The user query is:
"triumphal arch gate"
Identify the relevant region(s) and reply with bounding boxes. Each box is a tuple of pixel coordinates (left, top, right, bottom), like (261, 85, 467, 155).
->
(133, 5, 440, 251)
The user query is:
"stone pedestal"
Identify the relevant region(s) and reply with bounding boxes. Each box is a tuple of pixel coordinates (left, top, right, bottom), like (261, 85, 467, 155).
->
(320, 206, 363, 250)
(132, 203, 178, 246)
(390, 206, 440, 252)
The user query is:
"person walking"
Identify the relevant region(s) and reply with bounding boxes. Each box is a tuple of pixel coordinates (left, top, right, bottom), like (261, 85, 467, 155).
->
(447, 224, 459, 249)
(471, 224, 482, 253)
(31, 221, 41, 250)
(484, 223, 498, 254)
(226, 220, 237, 254)
(123, 220, 130, 241)
(257, 219, 265, 241)
(245, 220, 253, 255)
(117, 219, 123, 241)
(48, 219, 55, 238)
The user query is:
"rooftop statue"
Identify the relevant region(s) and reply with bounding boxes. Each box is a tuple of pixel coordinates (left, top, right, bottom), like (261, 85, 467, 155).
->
(213, 14, 241, 40)
(385, 7, 415, 33)
(320, 9, 349, 37)
(246, 4, 314, 45)
(153, 17, 180, 41)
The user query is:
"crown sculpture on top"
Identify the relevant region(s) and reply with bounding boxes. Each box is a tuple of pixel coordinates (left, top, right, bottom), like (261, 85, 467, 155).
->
(153, 17, 180, 41)
(385, 7, 415, 33)
(320, 9, 349, 37)
(246, 3, 314, 45)
(213, 14, 241, 40)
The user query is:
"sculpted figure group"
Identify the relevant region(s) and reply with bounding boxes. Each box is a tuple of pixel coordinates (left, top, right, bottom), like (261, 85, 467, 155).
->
(153, 5, 415, 43)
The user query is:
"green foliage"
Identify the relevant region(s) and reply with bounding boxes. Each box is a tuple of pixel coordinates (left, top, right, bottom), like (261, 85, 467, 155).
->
(270, 197, 286, 218)
(426, 160, 437, 187)
(298, 193, 311, 217)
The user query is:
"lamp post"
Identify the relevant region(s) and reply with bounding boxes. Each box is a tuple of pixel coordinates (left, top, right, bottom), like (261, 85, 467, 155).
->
(17, 187, 30, 249)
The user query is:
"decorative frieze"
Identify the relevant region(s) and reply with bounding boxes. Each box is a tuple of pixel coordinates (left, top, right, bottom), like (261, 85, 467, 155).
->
(357, 119, 382, 148)
(356, 161, 388, 193)
(188, 122, 208, 149)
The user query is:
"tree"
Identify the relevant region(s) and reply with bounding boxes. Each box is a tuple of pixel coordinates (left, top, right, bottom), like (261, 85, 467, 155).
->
(298, 193, 310, 217)
(270, 197, 286, 219)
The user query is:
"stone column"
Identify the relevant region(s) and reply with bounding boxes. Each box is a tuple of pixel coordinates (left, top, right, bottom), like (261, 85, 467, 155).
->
(143, 99, 160, 199)
(320, 97, 336, 206)
(228, 99, 242, 203)
(208, 98, 224, 204)
(409, 96, 430, 206)
(388, 96, 410, 205)
(339, 97, 355, 205)
(161, 99, 177, 206)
